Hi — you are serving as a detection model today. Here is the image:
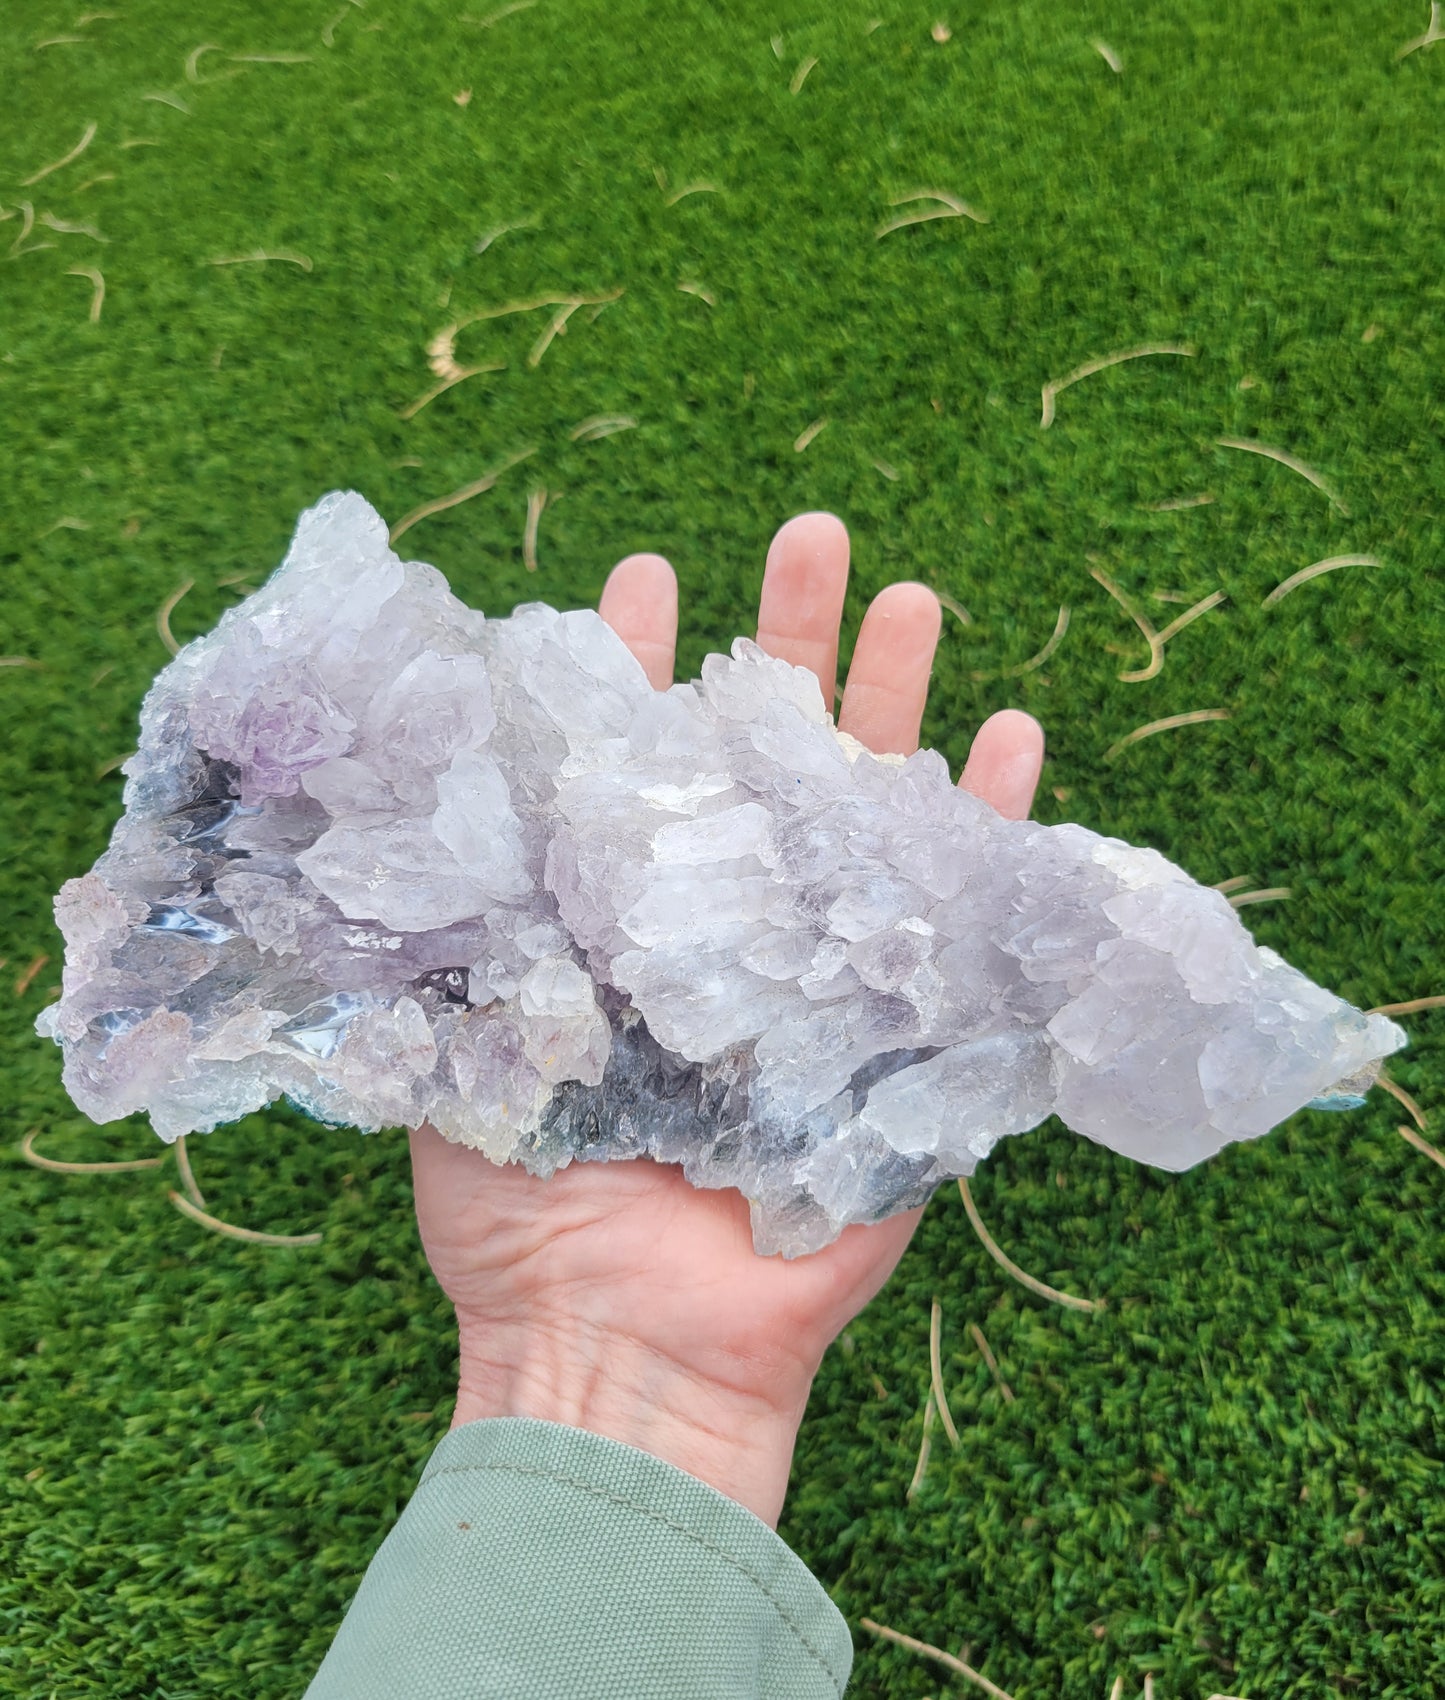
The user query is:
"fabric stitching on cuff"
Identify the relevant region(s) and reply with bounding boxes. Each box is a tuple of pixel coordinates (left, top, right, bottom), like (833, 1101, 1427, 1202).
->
(419, 1459, 846, 1694)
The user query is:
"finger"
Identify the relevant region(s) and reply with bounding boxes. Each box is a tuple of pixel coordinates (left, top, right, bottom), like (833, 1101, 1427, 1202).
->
(837, 582, 941, 756)
(755, 512, 850, 707)
(598, 553, 678, 689)
(959, 708, 1045, 821)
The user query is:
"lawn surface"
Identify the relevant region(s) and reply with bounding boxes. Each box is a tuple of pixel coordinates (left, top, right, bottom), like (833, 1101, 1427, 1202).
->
(3, 0, 1443, 1693)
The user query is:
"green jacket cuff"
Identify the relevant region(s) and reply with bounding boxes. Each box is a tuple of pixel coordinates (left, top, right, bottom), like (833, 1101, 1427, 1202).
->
(305, 1416, 854, 1699)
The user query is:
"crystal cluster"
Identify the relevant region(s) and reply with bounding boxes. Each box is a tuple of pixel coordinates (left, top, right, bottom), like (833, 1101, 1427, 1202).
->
(37, 493, 1406, 1255)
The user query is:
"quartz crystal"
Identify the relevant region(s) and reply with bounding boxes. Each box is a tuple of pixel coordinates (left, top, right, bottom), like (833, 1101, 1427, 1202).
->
(37, 493, 1407, 1255)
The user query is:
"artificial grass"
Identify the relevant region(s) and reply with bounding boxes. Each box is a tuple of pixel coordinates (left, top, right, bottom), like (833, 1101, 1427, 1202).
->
(2, 0, 1443, 1692)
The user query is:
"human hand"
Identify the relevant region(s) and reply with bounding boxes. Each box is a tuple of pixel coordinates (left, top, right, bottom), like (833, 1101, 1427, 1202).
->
(409, 514, 1044, 1527)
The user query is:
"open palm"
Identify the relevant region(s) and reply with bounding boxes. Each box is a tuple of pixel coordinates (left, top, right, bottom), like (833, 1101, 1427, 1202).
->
(409, 513, 1044, 1525)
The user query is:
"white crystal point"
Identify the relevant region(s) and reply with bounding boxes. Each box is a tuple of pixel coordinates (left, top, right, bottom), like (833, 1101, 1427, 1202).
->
(37, 492, 1407, 1255)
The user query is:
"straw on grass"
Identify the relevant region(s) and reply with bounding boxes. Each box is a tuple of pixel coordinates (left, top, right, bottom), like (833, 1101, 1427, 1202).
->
(523, 487, 547, 572)
(905, 1391, 935, 1501)
(876, 189, 988, 239)
(40, 214, 106, 241)
(1090, 38, 1122, 72)
(20, 1127, 164, 1175)
(209, 249, 312, 270)
(1369, 994, 1445, 1018)
(1261, 554, 1379, 606)
(68, 267, 105, 322)
(860, 1619, 1016, 1700)
(793, 416, 829, 452)
(1143, 491, 1215, 511)
(1399, 1124, 1445, 1173)
(1104, 708, 1230, 763)
(789, 55, 818, 93)
(388, 446, 537, 544)
(1216, 436, 1348, 514)
(174, 1136, 207, 1210)
(1041, 343, 1194, 429)
(1378, 1073, 1427, 1133)
(22, 120, 97, 186)
(968, 1322, 1014, 1402)
(957, 1177, 1103, 1312)
(142, 91, 192, 112)
(929, 1300, 961, 1448)
(156, 578, 194, 655)
(678, 280, 716, 306)
(1228, 887, 1291, 908)
(568, 414, 637, 443)
(1396, 2, 1443, 58)
(664, 182, 719, 205)
(936, 590, 971, 627)
(464, 0, 538, 24)
(1001, 605, 1069, 677)
(473, 216, 538, 254)
(399, 362, 504, 420)
(15, 955, 50, 996)
(168, 1191, 323, 1246)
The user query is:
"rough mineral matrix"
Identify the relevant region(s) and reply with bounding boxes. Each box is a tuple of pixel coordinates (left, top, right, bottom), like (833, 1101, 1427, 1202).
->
(38, 493, 1406, 1254)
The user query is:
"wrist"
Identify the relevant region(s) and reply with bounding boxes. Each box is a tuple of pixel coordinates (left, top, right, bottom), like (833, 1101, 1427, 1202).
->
(451, 1313, 812, 1528)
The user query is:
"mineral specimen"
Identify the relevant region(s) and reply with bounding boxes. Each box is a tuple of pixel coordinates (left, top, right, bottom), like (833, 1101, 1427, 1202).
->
(37, 493, 1406, 1255)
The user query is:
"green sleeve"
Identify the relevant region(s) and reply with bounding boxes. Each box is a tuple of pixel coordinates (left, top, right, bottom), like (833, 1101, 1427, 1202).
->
(303, 1416, 854, 1699)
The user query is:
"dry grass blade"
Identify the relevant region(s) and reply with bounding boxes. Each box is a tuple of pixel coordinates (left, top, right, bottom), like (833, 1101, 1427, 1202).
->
(21, 1127, 164, 1175)
(789, 54, 818, 93)
(1090, 38, 1122, 72)
(7, 202, 36, 258)
(568, 414, 637, 443)
(872, 457, 900, 481)
(229, 52, 313, 64)
(876, 204, 960, 238)
(860, 1619, 1016, 1700)
(663, 182, 719, 205)
(936, 590, 971, 627)
(1143, 491, 1215, 511)
(1216, 436, 1348, 514)
(1211, 875, 1253, 894)
(1370, 994, 1445, 1018)
(36, 35, 87, 48)
(388, 446, 538, 544)
(473, 216, 538, 254)
(1002, 605, 1069, 677)
(1396, 1, 1443, 57)
(156, 578, 194, 655)
(1261, 554, 1379, 606)
(1399, 1124, 1445, 1172)
(429, 291, 621, 377)
(891, 187, 989, 220)
(321, 8, 349, 46)
(398, 362, 505, 420)
(1041, 343, 1194, 429)
(168, 1191, 322, 1246)
(22, 120, 97, 186)
(793, 416, 829, 452)
(464, 0, 538, 24)
(1228, 886, 1291, 908)
(957, 1177, 1102, 1312)
(143, 91, 191, 112)
(1378, 1073, 1427, 1133)
(209, 249, 313, 270)
(0, 657, 42, 668)
(185, 43, 238, 83)
(1154, 589, 1227, 647)
(1104, 708, 1230, 763)
(678, 280, 716, 306)
(1090, 564, 1161, 679)
(968, 1321, 1014, 1402)
(528, 300, 583, 367)
(905, 1391, 935, 1501)
(68, 267, 105, 321)
(40, 213, 107, 240)
(174, 1136, 207, 1210)
(929, 1300, 961, 1448)
(523, 487, 547, 572)
(1108, 1679, 1125, 1700)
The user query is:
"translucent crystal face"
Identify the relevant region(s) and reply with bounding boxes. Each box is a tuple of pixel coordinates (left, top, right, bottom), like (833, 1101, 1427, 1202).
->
(36, 493, 1407, 1255)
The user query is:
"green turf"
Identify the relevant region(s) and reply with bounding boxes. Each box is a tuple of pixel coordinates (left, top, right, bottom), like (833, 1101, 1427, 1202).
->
(3, 0, 1443, 1692)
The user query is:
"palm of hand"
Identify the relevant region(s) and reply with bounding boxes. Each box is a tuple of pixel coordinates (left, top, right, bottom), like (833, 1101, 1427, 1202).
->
(410, 514, 1043, 1522)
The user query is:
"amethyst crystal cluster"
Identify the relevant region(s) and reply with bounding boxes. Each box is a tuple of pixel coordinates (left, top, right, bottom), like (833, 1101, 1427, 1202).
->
(37, 493, 1404, 1254)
